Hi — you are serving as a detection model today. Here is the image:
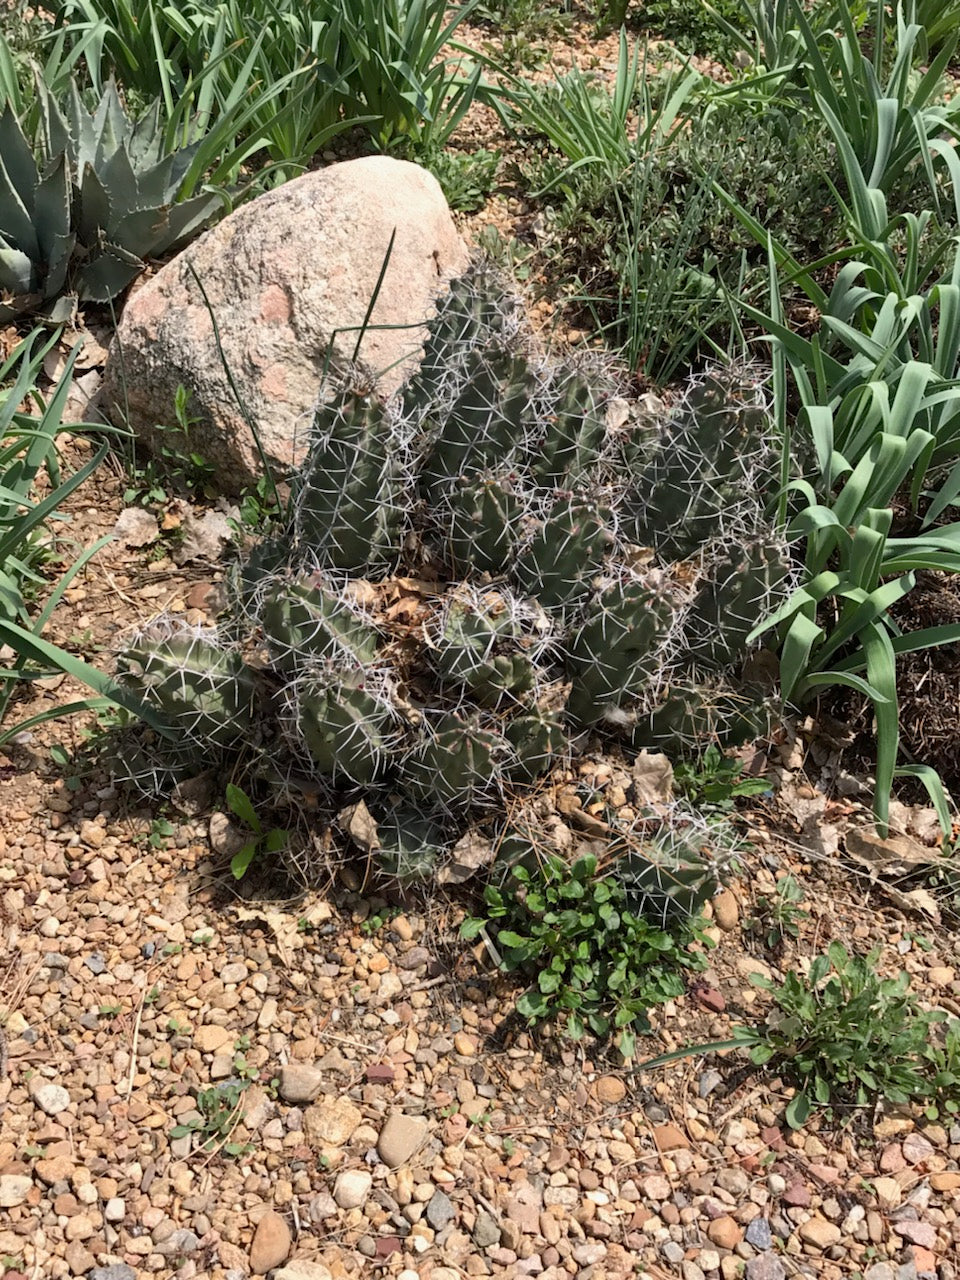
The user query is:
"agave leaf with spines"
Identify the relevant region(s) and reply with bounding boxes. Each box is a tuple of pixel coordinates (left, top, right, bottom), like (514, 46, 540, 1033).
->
(0, 75, 223, 319)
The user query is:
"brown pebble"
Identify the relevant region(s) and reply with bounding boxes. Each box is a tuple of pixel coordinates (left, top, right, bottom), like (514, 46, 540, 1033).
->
(707, 1214, 743, 1249)
(652, 1123, 689, 1151)
(712, 889, 739, 931)
(595, 1075, 627, 1105)
(249, 1210, 291, 1275)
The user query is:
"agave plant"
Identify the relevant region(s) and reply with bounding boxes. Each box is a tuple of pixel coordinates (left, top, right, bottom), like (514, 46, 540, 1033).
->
(115, 260, 794, 900)
(0, 78, 223, 320)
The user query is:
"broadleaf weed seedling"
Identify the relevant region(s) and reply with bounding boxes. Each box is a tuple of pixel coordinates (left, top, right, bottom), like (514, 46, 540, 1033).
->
(745, 873, 808, 951)
(674, 744, 771, 813)
(225, 783, 289, 880)
(462, 850, 706, 1059)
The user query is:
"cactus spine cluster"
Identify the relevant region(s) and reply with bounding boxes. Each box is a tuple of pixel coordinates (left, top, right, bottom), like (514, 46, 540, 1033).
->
(116, 260, 792, 905)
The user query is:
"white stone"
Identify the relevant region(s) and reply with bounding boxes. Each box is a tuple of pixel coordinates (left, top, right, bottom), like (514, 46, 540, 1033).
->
(32, 1082, 71, 1115)
(333, 1169, 372, 1210)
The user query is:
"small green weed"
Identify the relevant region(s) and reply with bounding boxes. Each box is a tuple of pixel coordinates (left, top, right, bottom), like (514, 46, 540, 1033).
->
(122, 386, 216, 507)
(360, 904, 401, 936)
(234, 475, 283, 533)
(462, 851, 705, 1058)
(473, 0, 573, 68)
(134, 816, 176, 850)
(745, 874, 808, 950)
(749, 942, 960, 1128)
(425, 147, 501, 213)
(169, 1081, 253, 1157)
(606, 0, 749, 61)
(98, 1003, 122, 1019)
(225, 783, 289, 880)
(674, 744, 770, 812)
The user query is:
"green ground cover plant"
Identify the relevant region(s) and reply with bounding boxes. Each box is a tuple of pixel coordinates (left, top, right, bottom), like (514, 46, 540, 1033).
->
(747, 942, 960, 1127)
(461, 850, 709, 1058)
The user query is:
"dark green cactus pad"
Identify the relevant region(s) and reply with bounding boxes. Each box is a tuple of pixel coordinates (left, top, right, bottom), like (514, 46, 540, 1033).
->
(504, 710, 567, 782)
(613, 839, 719, 925)
(444, 474, 523, 576)
(685, 540, 791, 670)
(296, 671, 397, 785)
(294, 392, 405, 574)
(628, 373, 779, 560)
(433, 594, 540, 706)
(402, 712, 508, 809)
(529, 370, 607, 488)
(635, 681, 769, 752)
(513, 498, 612, 611)
(260, 579, 379, 674)
(117, 625, 256, 750)
(373, 806, 444, 886)
(420, 347, 536, 498)
(564, 581, 677, 726)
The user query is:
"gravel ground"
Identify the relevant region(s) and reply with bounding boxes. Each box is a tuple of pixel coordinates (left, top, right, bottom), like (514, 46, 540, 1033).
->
(2, 15, 960, 1280)
(1, 743, 959, 1280)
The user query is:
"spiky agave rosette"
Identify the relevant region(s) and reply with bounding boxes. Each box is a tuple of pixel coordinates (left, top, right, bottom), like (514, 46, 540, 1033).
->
(114, 259, 795, 904)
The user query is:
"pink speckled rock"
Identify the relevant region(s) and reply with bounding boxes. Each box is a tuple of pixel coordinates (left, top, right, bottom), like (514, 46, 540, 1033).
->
(102, 156, 469, 491)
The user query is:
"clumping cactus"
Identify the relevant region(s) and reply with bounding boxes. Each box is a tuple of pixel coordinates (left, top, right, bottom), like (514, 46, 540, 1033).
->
(115, 259, 794, 902)
(608, 805, 741, 926)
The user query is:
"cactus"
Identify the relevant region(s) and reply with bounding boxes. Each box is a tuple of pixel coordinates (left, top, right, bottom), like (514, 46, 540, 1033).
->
(260, 577, 378, 674)
(293, 392, 407, 574)
(685, 538, 791, 671)
(402, 711, 509, 810)
(444, 474, 523, 576)
(564, 579, 680, 727)
(115, 259, 793, 895)
(293, 668, 398, 785)
(116, 621, 256, 750)
(529, 368, 607, 488)
(628, 372, 781, 560)
(373, 807, 444, 886)
(504, 709, 567, 782)
(513, 497, 613, 611)
(432, 589, 545, 707)
(420, 347, 536, 498)
(609, 805, 736, 926)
